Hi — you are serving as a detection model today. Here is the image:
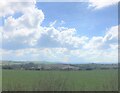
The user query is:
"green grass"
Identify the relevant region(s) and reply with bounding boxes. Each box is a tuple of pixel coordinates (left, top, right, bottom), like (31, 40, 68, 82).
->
(0, 69, 2, 92)
(2, 69, 118, 91)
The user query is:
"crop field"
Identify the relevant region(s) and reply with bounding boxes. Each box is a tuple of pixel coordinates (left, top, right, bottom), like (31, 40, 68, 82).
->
(2, 69, 118, 91)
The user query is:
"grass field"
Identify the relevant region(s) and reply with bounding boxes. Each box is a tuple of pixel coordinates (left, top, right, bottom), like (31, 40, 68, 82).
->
(0, 69, 2, 92)
(2, 69, 118, 91)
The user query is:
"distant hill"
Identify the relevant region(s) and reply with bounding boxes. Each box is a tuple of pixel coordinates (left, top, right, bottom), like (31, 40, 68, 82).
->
(2, 60, 118, 71)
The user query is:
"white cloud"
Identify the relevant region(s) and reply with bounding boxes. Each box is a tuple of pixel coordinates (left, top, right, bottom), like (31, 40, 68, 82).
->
(88, 0, 119, 9)
(4, 7, 44, 29)
(1, 46, 118, 63)
(2, 18, 88, 49)
(36, 27, 89, 48)
(1, 1, 44, 48)
(84, 25, 118, 50)
(103, 25, 118, 43)
(0, 0, 36, 17)
(84, 36, 104, 49)
(0, 1, 118, 63)
(1, 15, 118, 62)
(70, 48, 118, 63)
(49, 20, 57, 27)
(1, 1, 88, 49)
(1, 48, 69, 62)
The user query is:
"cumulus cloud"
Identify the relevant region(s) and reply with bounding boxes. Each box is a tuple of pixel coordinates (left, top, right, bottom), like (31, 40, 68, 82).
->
(0, 0, 36, 17)
(1, 1, 44, 49)
(2, 17, 88, 49)
(2, 22, 118, 62)
(35, 27, 89, 49)
(88, 0, 119, 9)
(0, 1, 118, 63)
(103, 25, 118, 44)
(84, 25, 118, 50)
(1, 1, 88, 50)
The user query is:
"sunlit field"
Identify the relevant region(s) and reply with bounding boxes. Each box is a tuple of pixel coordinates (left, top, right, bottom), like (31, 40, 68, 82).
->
(2, 69, 118, 91)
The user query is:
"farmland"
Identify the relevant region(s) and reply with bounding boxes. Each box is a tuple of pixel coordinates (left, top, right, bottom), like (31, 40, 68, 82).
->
(2, 69, 118, 91)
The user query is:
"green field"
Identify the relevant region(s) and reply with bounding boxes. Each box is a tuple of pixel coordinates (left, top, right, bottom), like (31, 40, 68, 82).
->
(0, 69, 2, 92)
(2, 69, 118, 91)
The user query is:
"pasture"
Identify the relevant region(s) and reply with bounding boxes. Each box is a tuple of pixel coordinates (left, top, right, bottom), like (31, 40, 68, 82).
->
(2, 69, 118, 91)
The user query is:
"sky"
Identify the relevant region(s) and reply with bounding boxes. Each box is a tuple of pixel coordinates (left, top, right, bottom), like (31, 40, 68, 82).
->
(0, 0, 119, 63)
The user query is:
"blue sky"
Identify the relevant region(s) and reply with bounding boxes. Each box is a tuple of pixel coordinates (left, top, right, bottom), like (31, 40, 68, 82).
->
(0, 1, 118, 63)
(36, 2, 118, 37)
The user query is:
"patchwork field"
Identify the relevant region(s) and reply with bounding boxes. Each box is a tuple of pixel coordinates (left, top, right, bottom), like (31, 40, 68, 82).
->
(2, 69, 118, 91)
